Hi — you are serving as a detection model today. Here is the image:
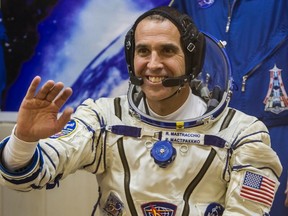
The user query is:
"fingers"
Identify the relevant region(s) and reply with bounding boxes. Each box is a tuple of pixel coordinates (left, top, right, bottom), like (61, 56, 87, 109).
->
(30, 76, 72, 104)
(35, 80, 56, 100)
(56, 107, 74, 131)
(25, 76, 73, 109)
(44, 82, 65, 102)
(25, 76, 42, 99)
(54, 87, 73, 109)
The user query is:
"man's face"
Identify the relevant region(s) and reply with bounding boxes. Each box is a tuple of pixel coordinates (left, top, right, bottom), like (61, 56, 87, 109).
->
(134, 18, 186, 102)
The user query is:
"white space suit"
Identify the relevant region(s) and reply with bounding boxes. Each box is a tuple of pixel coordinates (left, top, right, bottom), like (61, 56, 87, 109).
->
(0, 7, 282, 215)
(0, 94, 282, 215)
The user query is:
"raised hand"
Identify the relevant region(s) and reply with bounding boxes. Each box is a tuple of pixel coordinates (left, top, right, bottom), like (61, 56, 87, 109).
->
(15, 76, 74, 142)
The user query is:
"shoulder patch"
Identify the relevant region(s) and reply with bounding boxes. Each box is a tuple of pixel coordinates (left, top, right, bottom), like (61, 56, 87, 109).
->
(240, 171, 276, 207)
(50, 119, 77, 139)
(263, 64, 288, 114)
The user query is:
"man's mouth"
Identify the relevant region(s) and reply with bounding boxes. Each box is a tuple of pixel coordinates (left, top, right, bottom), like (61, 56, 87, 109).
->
(148, 76, 166, 83)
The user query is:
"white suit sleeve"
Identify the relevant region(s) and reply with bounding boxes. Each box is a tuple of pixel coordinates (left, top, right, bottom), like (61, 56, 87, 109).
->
(2, 126, 38, 171)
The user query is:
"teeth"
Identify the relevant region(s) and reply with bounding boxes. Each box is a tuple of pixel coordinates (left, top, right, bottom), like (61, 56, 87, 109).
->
(148, 76, 165, 83)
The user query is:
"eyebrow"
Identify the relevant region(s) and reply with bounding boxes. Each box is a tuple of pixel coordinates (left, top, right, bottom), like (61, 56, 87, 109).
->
(135, 44, 147, 50)
(135, 43, 180, 51)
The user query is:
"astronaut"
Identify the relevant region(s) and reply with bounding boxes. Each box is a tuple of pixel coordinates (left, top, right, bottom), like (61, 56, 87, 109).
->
(0, 6, 282, 216)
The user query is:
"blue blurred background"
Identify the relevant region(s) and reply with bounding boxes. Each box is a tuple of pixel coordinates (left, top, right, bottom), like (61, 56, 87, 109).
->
(0, 0, 170, 111)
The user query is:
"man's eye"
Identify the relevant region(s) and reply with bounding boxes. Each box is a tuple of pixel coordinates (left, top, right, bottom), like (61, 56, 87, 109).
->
(136, 48, 149, 56)
(163, 47, 175, 55)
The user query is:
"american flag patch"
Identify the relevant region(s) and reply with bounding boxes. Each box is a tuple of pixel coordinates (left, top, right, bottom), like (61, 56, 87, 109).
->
(240, 171, 276, 207)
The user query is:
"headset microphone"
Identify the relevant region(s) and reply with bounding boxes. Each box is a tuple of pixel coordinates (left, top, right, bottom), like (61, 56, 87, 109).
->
(161, 75, 190, 87)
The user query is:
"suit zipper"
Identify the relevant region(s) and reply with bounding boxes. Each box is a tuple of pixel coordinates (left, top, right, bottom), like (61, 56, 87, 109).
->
(241, 36, 288, 92)
(114, 97, 138, 215)
(182, 149, 216, 215)
(226, 0, 237, 32)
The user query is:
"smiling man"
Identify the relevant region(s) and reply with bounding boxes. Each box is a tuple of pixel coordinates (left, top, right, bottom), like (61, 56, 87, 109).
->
(133, 13, 206, 119)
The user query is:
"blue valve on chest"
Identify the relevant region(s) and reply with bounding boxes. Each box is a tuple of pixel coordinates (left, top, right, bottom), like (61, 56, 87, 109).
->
(150, 140, 176, 168)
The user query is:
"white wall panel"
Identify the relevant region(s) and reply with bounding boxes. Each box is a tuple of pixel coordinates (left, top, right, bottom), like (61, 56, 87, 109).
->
(0, 113, 98, 216)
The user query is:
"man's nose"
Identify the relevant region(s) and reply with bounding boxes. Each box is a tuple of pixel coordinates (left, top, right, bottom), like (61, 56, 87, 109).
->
(147, 51, 163, 70)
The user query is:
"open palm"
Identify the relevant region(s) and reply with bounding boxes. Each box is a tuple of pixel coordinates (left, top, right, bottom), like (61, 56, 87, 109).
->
(15, 76, 74, 142)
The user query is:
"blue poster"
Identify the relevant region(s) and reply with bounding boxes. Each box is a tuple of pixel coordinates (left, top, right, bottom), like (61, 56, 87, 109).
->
(1, 0, 170, 111)
(0, 10, 7, 108)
